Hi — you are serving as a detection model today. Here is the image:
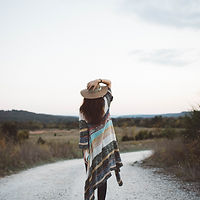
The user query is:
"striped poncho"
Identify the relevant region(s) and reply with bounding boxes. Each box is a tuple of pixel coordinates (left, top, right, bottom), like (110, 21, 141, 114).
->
(79, 87, 123, 200)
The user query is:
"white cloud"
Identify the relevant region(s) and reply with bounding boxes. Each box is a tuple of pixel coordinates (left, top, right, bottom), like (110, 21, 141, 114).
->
(121, 0, 200, 29)
(129, 49, 200, 66)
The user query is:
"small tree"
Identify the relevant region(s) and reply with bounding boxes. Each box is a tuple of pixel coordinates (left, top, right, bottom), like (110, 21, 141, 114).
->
(0, 121, 29, 143)
(17, 130, 29, 143)
(1, 121, 18, 142)
(37, 136, 45, 144)
(183, 106, 200, 141)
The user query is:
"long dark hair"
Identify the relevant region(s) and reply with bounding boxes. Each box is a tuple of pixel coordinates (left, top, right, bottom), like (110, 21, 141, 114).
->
(80, 97, 105, 125)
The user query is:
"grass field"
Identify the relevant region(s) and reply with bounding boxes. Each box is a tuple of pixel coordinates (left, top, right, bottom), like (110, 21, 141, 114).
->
(0, 125, 184, 178)
(29, 128, 80, 144)
(29, 126, 161, 151)
(29, 127, 158, 152)
(0, 126, 158, 178)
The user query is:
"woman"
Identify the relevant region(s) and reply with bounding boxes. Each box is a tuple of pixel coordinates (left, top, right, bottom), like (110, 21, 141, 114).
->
(79, 78, 123, 200)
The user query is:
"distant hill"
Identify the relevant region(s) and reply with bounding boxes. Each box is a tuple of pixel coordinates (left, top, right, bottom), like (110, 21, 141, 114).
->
(0, 110, 189, 124)
(0, 110, 78, 123)
(113, 112, 189, 118)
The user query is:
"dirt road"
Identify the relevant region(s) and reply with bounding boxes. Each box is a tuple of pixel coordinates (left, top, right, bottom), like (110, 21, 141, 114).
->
(0, 150, 199, 200)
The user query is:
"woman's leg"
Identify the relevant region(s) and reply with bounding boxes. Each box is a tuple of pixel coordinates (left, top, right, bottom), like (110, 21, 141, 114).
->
(85, 162, 87, 172)
(97, 181, 107, 200)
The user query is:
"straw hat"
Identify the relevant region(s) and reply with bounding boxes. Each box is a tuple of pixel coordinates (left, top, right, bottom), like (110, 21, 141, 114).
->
(80, 85, 108, 99)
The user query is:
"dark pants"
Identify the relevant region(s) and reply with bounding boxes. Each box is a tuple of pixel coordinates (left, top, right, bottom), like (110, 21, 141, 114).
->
(85, 163, 107, 200)
(97, 181, 107, 200)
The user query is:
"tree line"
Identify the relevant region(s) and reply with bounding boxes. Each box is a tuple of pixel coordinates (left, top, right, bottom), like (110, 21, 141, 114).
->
(0, 115, 186, 132)
(0, 109, 199, 143)
(112, 115, 186, 128)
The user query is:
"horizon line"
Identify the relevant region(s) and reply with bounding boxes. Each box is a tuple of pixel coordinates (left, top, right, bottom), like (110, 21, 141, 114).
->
(0, 109, 188, 117)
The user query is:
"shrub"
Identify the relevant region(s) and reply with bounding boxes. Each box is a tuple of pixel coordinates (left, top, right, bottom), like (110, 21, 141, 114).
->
(17, 130, 29, 142)
(0, 121, 18, 142)
(121, 135, 134, 141)
(183, 107, 200, 141)
(0, 122, 30, 143)
(135, 130, 149, 140)
(37, 137, 46, 144)
(160, 128, 178, 140)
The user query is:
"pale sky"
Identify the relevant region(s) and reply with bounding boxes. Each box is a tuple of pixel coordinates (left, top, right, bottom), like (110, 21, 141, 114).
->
(1, 0, 200, 116)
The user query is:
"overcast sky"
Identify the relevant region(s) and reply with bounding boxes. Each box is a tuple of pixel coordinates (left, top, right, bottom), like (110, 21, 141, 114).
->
(1, 0, 200, 116)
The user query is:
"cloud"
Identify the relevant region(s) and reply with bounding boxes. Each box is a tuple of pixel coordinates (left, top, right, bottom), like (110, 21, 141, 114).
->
(121, 0, 200, 29)
(129, 49, 199, 66)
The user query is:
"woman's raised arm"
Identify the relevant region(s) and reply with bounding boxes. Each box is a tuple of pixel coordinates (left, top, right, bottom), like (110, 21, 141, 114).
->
(87, 79, 111, 90)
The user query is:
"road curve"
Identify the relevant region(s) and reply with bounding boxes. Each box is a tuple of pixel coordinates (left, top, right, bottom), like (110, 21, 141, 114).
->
(0, 150, 199, 200)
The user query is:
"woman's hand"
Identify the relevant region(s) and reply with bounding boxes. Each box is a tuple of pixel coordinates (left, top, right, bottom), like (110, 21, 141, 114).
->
(87, 79, 111, 90)
(83, 149, 89, 163)
(87, 79, 100, 90)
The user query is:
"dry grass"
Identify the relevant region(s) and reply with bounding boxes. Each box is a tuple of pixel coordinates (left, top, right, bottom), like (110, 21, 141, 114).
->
(0, 126, 166, 178)
(142, 137, 200, 182)
(0, 130, 82, 178)
(114, 126, 153, 140)
(118, 139, 155, 152)
(29, 128, 79, 144)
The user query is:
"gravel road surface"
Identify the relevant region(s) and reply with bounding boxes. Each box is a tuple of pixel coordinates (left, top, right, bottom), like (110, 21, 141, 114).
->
(0, 150, 199, 200)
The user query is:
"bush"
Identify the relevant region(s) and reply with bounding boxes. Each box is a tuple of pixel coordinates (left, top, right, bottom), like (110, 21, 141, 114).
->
(0, 122, 30, 143)
(135, 130, 149, 140)
(160, 128, 178, 140)
(17, 130, 29, 142)
(183, 107, 200, 141)
(37, 137, 46, 144)
(0, 122, 18, 142)
(121, 135, 134, 141)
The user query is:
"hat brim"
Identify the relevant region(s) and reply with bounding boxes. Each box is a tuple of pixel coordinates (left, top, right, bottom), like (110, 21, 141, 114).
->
(80, 86, 108, 99)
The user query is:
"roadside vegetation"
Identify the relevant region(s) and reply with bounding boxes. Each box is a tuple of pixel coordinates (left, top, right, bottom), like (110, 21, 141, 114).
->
(141, 106, 200, 182)
(0, 127, 81, 177)
(0, 108, 199, 182)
